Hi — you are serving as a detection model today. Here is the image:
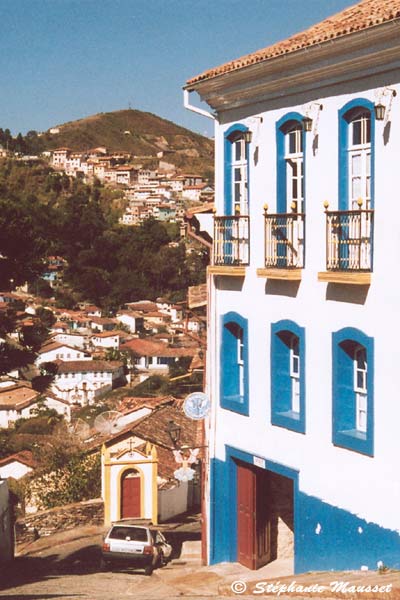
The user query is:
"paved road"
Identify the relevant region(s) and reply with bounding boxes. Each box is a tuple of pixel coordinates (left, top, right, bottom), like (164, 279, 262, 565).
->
(0, 525, 221, 600)
(2, 526, 398, 600)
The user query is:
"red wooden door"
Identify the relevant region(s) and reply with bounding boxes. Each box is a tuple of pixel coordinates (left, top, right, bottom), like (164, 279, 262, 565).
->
(237, 462, 256, 568)
(255, 468, 271, 568)
(121, 471, 141, 518)
(237, 462, 271, 569)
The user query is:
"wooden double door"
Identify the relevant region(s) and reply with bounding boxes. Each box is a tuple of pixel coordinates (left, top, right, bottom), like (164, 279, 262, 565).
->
(237, 461, 271, 569)
(121, 470, 141, 519)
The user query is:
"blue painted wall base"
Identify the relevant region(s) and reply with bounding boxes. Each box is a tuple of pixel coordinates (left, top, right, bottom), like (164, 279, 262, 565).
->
(296, 492, 400, 572)
(209, 454, 400, 572)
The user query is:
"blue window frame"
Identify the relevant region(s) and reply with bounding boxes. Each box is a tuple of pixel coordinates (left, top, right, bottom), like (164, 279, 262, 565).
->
(339, 98, 375, 210)
(271, 320, 305, 433)
(224, 124, 250, 216)
(332, 327, 374, 456)
(220, 312, 249, 415)
(276, 112, 305, 214)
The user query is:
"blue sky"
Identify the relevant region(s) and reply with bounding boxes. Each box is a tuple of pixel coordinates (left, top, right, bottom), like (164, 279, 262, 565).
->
(1, 0, 355, 138)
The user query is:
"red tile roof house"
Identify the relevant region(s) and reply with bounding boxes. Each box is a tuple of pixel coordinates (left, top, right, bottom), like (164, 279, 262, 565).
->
(49, 330, 88, 350)
(51, 360, 125, 405)
(0, 450, 37, 480)
(0, 382, 71, 427)
(89, 330, 130, 350)
(89, 316, 118, 332)
(115, 310, 144, 333)
(120, 337, 197, 382)
(35, 340, 92, 367)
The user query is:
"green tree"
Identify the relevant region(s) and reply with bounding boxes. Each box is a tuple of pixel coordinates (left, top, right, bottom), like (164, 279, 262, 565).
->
(27, 431, 101, 509)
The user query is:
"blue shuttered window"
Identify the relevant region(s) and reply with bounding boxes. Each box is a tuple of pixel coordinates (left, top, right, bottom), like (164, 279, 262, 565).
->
(338, 98, 375, 210)
(224, 124, 250, 216)
(220, 312, 249, 416)
(271, 320, 305, 433)
(332, 327, 374, 456)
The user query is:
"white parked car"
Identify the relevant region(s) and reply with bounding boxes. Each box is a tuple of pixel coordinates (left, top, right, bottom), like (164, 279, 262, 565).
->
(101, 520, 172, 575)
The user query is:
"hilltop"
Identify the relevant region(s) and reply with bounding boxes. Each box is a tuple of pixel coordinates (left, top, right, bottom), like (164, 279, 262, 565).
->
(39, 109, 214, 175)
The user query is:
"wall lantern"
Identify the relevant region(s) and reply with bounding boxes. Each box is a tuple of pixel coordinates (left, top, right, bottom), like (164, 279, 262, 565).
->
(243, 130, 253, 144)
(374, 87, 397, 121)
(167, 420, 181, 447)
(374, 103, 386, 121)
(302, 116, 313, 132)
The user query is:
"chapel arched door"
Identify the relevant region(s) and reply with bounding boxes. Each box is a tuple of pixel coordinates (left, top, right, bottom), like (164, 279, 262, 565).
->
(120, 469, 141, 518)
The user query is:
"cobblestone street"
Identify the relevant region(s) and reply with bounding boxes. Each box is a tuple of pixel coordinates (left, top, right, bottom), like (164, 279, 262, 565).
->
(1, 526, 399, 600)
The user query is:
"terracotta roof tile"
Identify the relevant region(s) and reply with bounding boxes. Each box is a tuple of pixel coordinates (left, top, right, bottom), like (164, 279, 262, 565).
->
(56, 360, 123, 373)
(0, 385, 39, 409)
(187, 0, 400, 85)
(121, 337, 196, 357)
(0, 450, 37, 469)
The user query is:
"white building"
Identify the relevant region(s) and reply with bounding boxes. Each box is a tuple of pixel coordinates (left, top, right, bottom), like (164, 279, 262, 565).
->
(36, 341, 91, 366)
(116, 310, 143, 333)
(51, 331, 88, 350)
(0, 450, 36, 480)
(0, 383, 70, 427)
(51, 360, 125, 405)
(90, 331, 126, 350)
(185, 0, 400, 573)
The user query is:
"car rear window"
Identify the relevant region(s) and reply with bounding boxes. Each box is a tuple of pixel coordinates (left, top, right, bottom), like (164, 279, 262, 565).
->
(109, 526, 148, 541)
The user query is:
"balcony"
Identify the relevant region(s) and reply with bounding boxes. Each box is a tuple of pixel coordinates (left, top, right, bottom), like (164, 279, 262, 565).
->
(318, 208, 374, 285)
(257, 212, 304, 280)
(209, 215, 249, 276)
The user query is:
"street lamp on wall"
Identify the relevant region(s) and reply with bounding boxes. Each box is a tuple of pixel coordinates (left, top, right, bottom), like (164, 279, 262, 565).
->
(302, 116, 313, 132)
(243, 130, 253, 144)
(374, 87, 397, 122)
(374, 103, 386, 121)
(167, 420, 181, 447)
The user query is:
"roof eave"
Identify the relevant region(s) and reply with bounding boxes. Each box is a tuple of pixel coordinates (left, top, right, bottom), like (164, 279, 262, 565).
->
(186, 20, 400, 114)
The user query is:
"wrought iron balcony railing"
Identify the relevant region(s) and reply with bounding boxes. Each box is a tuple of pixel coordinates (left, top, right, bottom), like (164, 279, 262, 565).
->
(325, 209, 374, 271)
(213, 215, 250, 266)
(263, 212, 305, 269)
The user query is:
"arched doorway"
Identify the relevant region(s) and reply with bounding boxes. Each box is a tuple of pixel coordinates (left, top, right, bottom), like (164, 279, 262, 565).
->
(120, 468, 141, 519)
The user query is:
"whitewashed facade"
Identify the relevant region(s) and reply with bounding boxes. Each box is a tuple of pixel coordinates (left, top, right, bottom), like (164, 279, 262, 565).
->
(186, 0, 400, 573)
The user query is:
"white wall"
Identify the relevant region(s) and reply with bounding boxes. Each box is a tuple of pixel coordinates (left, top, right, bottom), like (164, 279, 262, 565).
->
(158, 481, 188, 522)
(208, 81, 400, 533)
(0, 461, 32, 480)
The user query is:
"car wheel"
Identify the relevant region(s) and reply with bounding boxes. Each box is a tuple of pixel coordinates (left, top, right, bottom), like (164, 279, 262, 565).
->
(99, 558, 109, 572)
(144, 564, 153, 576)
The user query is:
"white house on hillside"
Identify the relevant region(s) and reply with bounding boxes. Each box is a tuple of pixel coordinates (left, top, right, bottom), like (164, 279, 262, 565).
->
(35, 341, 91, 366)
(51, 360, 125, 405)
(0, 383, 70, 427)
(185, 0, 400, 574)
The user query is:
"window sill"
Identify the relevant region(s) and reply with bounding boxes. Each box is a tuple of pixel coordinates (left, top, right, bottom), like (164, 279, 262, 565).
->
(257, 268, 302, 281)
(318, 271, 371, 285)
(272, 410, 305, 433)
(340, 428, 367, 441)
(221, 395, 249, 416)
(333, 428, 373, 456)
(208, 265, 247, 277)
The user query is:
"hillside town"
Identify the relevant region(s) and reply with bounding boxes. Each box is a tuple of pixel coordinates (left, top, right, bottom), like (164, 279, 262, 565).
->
(51, 146, 214, 226)
(2, 0, 400, 597)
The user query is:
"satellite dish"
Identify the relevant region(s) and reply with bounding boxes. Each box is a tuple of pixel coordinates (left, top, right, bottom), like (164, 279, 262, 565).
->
(94, 411, 124, 435)
(69, 418, 90, 440)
